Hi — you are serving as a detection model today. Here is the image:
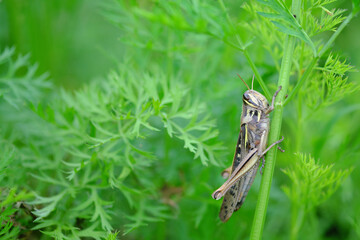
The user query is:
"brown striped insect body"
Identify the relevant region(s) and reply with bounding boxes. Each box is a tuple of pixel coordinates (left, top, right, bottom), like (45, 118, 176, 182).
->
(212, 76, 283, 222)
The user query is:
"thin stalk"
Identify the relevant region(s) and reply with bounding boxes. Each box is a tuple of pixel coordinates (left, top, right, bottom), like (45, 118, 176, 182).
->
(250, 35, 295, 240)
(295, 89, 303, 152)
(249, 3, 357, 240)
(290, 205, 305, 240)
(319, 11, 355, 57)
(250, 0, 301, 235)
(284, 11, 355, 106)
(284, 57, 317, 105)
(243, 51, 271, 99)
(218, 0, 271, 99)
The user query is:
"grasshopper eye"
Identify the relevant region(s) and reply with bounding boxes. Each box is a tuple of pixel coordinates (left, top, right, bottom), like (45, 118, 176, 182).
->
(243, 93, 250, 100)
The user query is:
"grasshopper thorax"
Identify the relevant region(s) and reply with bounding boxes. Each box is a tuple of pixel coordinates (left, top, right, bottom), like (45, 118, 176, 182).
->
(242, 90, 269, 110)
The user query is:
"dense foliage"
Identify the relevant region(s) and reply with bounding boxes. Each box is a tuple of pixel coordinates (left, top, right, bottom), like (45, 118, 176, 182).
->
(1, 0, 360, 239)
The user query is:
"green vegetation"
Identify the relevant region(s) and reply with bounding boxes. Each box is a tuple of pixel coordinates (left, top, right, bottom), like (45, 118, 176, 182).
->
(1, 0, 360, 239)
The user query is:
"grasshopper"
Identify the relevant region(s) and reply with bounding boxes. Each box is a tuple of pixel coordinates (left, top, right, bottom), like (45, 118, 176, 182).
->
(212, 74, 284, 222)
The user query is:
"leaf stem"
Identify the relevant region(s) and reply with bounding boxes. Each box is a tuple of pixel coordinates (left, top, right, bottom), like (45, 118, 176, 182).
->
(284, 57, 317, 105)
(218, 0, 271, 99)
(250, 0, 303, 238)
(284, 11, 355, 106)
(250, 34, 295, 240)
(319, 12, 355, 57)
(243, 51, 271, 99)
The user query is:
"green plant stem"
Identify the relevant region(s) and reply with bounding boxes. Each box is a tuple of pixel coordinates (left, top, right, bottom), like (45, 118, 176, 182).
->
(250, 0, 302, 236)
(218, 0, 271, 99)
(243, 51, 271, 99)
(284, 58, 317, 105)
(251, 6, 357, 240)
(319, 12, 355, 57)
(250, 35, 295, 240)
(284, 11, 355, 106)
(290, 205, 305, 240)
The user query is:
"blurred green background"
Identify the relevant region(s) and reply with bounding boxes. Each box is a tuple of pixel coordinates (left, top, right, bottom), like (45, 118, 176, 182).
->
(1, 0, 360, 239)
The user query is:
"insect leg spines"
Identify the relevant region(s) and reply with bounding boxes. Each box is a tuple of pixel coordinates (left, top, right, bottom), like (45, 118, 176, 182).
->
(260, 157, 266, 175)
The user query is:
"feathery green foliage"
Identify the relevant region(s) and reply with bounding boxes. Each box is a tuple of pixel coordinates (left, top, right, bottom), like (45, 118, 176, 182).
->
(1, 0, 360, 239)
(282, 153, 352, 240)
(0, 45, 222, 238)
(257, 0, 317, 56)
(0, 188, 32, 240)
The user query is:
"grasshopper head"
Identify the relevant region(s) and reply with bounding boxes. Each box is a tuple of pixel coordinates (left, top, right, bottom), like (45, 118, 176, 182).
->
(243, 90, 269, 110)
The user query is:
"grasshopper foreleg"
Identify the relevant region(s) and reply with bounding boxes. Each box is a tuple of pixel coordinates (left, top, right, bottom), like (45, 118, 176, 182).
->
(265, 86, 282, 114)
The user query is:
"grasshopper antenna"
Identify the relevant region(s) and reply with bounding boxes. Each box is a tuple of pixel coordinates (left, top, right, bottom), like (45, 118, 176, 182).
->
(251, 74, 255, 90)
(237, 73, 250, 91)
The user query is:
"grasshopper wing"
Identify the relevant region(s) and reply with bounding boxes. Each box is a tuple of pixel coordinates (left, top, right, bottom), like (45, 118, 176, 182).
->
(218, 124, 257, 222)
(234, 162, 259, 212)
